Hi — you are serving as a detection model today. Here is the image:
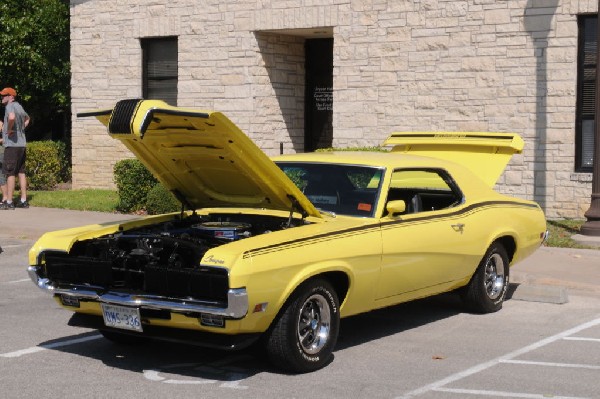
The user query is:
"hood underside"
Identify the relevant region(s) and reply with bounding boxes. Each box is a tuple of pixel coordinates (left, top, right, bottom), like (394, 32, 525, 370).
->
(79, 99, 321, 218)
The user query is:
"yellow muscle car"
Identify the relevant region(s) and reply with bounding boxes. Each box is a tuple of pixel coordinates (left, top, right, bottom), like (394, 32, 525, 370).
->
(28, 100, 547, 373)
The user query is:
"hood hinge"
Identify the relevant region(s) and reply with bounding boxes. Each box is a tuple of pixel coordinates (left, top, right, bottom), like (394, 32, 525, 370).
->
(286, 194, 307, 226)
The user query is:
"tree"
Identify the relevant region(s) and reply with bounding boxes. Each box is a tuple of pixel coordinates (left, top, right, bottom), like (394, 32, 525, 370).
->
(0, 0, 70, 141)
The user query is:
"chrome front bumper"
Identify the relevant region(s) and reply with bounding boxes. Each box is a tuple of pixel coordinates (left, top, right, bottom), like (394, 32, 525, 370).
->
(27, 266, 248, 319)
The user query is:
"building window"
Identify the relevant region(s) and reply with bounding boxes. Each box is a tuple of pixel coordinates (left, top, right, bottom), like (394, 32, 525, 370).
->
(142, 37, 178, 106)
(576, 16, 596, 172)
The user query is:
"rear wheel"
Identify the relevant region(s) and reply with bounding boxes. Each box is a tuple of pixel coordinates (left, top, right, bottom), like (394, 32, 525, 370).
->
(462, 242, 509, 313)
(265, 279, 340, 373)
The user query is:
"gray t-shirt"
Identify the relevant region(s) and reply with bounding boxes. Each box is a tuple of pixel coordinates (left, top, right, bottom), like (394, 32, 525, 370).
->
(2, 101, 28, 147)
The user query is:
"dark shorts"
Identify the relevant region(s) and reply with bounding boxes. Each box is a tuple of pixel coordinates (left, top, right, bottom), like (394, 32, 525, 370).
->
(2, 147, 27, 176)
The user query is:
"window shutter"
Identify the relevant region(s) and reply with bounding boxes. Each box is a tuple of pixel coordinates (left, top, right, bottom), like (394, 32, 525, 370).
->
(582, 20, 597, 119)
(577, 17, 597, 171)
(142, 37, 178, 106)
(582, 120, 595, 168)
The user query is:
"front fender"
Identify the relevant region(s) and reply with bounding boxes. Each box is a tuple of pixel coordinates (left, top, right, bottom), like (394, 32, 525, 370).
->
(271, 260, 355, 312)
(236, 253, 381, 333)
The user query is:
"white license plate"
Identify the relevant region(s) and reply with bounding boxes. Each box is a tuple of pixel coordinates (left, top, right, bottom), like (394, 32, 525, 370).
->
(101, 304, 143, 332)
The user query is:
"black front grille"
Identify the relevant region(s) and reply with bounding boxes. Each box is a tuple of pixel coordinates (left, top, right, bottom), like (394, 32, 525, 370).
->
(145, 265, 228, 299)
(108, 99, 142, 134)
(45, 255, 112, 286)
(43, 251, 229, 302)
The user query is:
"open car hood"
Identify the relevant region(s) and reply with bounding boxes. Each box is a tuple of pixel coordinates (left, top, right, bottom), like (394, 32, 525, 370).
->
(383, 131, 524, 187)
(79, 99, 321, 218)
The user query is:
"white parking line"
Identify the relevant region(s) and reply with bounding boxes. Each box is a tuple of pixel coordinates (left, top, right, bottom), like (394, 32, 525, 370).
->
(6, 278, 31, 284)
(0, 244, 27, 249)
(501, 359, 600, 370)
(563, 336, 600, 343)
(0, 334, 102, 358)
(434, 387, 588, 399)
(143, 355, 253, 389)
(396, 316, 600, 399)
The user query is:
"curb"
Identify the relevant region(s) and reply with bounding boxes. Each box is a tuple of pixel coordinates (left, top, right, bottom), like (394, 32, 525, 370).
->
(571, 234, 600, 248)
(509, 283, 569, 304)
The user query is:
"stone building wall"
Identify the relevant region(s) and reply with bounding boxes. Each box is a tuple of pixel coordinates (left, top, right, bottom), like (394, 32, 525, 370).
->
(70, 0, 596, 219)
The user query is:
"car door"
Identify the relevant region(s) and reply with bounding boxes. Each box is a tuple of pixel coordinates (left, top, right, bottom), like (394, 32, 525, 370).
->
(376, 168, 473, 304)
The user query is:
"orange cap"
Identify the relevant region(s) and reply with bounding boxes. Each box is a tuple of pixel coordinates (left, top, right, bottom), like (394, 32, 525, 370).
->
(0, 87, 17, 97)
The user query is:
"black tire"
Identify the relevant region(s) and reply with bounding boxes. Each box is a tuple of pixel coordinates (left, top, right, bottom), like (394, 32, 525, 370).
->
(265, 279, 340, 373)
(462, 242, 509, 313)
(99, 329, 145, 345)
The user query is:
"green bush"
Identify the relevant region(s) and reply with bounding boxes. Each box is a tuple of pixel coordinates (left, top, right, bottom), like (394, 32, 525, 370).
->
(113, 159, 157, 213)
(145, 183, 180, 215)
(57, 142, 71, 183)
(26, 140, 70, 190)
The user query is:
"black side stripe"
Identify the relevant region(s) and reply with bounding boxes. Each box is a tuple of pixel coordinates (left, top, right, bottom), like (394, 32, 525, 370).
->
(242, 200, 539, 258)
(76, 109, 112, 118)
(242, 225, 381, 258)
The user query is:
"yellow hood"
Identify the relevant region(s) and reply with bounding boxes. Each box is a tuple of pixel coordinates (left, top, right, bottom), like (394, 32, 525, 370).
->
(383, 131, 524, 186)
(79, 99, 321, 218)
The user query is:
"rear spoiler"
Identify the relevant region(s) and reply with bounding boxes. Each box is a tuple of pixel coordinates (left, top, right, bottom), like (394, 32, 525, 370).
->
(383, 132, 524, 187)
(383, 132, 523, 153)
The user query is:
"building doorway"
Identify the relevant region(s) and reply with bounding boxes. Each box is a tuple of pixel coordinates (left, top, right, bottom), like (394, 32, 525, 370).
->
(305, 38, 333, 152)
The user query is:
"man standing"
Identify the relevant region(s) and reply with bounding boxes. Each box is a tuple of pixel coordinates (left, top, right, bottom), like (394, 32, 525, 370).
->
(0, 87, 30, 210)
(0, 122, 7, 205)
(0, 123, 7, 205)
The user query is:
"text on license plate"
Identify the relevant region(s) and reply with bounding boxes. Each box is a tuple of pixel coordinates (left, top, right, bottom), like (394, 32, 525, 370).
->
(101, 304, 143, 332)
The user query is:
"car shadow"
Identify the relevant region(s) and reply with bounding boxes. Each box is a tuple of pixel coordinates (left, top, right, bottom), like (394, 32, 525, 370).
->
(336, 292, 463, 350)
(506, 282, 520, 300)
(39, 291, 471, 378)
(43, 330, 271, 381)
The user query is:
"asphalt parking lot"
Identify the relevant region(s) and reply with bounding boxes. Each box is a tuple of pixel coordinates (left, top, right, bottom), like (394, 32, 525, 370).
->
(1, 217, 600, 398)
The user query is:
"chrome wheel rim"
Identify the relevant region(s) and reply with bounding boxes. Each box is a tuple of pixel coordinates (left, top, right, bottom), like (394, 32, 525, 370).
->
(297, 294, 331, 355)
(485, 253, 506, 300)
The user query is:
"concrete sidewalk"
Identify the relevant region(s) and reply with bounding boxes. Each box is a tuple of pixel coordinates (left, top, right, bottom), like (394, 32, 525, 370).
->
(1, 206, 599, 300)
(511, 246, 600, 300)
(0, 206, 138, 240)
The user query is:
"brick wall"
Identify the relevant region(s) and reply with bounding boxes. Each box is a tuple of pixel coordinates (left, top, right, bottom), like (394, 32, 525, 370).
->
(70, 0, 595, 218)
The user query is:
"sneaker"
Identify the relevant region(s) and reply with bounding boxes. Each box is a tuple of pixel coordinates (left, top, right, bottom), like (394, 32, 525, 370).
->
(15, 200, 29, 208)
(0, 201, 15, 210)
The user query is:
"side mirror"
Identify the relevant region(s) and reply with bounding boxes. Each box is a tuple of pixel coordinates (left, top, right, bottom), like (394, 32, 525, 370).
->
(386, 200, 406, 216)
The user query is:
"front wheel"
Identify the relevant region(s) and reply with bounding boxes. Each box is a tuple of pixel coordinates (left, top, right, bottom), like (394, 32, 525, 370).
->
(265, 279, 340, 373)
(462, 242, 509, 313)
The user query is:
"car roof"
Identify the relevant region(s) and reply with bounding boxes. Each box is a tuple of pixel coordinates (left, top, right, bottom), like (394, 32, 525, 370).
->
(272, 151, 495, 197)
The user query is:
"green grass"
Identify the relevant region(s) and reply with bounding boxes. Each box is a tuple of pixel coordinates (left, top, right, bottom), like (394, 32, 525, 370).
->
(28, 189, 119, 213)
(545, 219, 595, 249)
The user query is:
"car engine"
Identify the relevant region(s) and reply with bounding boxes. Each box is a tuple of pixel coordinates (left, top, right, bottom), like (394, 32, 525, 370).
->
(39, 213, 307, 301)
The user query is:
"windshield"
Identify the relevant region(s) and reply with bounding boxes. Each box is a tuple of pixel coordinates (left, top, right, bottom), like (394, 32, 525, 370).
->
(276, 162, 384, 217)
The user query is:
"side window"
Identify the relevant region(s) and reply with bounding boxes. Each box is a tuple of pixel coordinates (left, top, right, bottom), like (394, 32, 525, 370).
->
(141, 37, 178, 106)
(387, 169, 462, 214)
